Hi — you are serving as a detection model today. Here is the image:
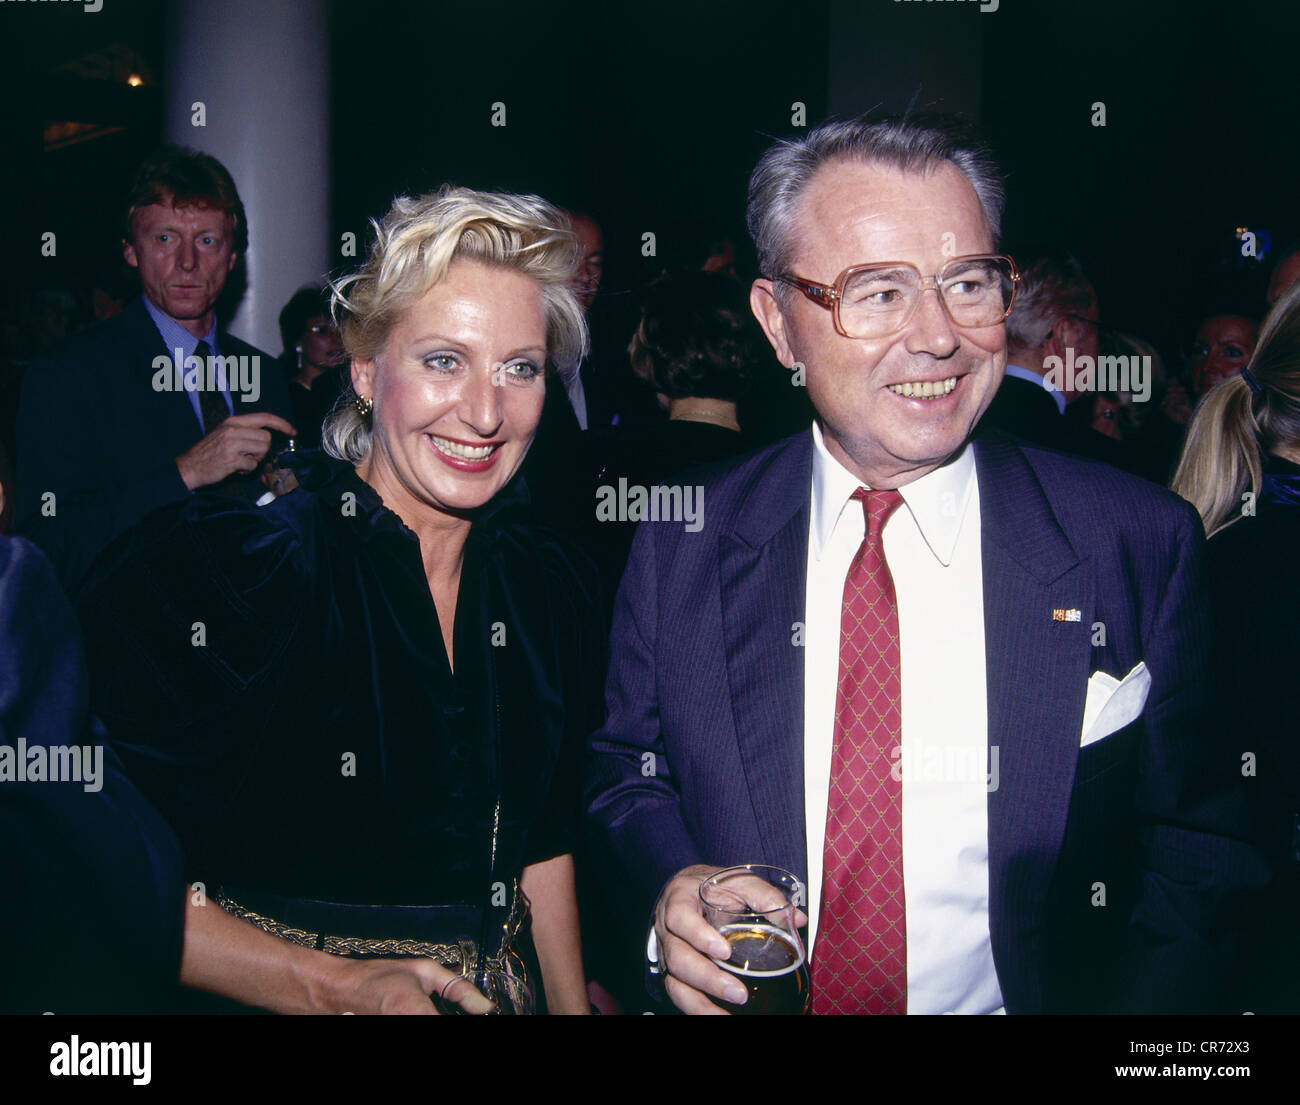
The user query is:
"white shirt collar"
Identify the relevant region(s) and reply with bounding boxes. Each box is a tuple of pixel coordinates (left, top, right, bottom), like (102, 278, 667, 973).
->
(810, 421, 976, 567)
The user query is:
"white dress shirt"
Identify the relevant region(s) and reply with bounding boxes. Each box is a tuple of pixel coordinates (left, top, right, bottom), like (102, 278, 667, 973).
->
(803, 422, 1004, 1014)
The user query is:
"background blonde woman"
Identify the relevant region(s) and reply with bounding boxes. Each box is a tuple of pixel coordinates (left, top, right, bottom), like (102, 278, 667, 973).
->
(1172, 280, 1300, 1012)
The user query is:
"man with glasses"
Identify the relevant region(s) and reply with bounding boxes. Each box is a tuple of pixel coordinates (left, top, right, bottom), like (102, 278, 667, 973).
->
(587, 113, 1264, 1015)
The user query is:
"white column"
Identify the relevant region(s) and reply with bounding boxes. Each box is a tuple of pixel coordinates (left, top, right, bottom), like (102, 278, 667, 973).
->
(163, 0, 330, 355)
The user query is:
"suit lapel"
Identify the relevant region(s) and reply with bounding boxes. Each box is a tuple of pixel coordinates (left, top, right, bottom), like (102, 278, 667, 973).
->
(975, 432, 1093, 1013)
(712, 429, 1093, 1003)
(718, 432, 813, 883)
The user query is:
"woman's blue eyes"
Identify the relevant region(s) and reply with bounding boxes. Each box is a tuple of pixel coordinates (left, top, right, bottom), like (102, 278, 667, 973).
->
(504, 361, 541, 380)
(422, 354, 541, 379)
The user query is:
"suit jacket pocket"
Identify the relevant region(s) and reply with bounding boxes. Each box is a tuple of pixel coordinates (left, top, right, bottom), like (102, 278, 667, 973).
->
(1074, 719, 1139, 786)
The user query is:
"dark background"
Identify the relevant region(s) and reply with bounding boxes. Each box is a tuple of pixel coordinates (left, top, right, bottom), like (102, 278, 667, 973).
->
(3, 0, 1298, 363)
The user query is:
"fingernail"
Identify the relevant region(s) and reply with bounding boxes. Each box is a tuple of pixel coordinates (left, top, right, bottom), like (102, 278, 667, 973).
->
(725, 983, 747, 1004)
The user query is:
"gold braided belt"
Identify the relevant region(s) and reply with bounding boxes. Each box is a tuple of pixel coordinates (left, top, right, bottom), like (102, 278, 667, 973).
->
(216, 881, 531, 977)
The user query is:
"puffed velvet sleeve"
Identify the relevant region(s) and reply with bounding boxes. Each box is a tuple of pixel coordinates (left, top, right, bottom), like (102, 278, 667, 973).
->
(522, 537, 608, 867)
(73, 494, 310, 867)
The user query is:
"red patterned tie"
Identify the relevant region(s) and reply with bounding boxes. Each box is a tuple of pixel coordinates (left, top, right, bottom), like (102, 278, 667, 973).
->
(812, 487, 906, 1015)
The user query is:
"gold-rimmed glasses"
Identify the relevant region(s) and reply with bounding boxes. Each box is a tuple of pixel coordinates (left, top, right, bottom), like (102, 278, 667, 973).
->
(771, 253, 1020, 339)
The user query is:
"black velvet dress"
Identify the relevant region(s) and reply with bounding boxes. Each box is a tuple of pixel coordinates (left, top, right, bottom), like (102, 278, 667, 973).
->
(75, 452, 605, 1008)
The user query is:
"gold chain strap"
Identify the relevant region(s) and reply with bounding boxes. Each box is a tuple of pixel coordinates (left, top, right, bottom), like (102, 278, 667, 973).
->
(216, 888, 531, 974)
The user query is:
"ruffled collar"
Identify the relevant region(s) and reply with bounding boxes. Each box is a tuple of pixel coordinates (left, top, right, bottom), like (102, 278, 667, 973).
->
(285, 450, 532, 542)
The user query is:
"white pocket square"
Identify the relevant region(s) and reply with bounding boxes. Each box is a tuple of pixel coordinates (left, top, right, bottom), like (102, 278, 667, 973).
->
(1080, 662, 1151, 747)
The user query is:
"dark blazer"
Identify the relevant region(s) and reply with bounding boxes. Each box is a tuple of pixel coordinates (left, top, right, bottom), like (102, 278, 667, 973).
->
(0, 536, 185, 1012)
(978, 372, 1064, 448)
(586, 427, 1267, 1013)
(14, 297, 291, 589)
(521, 371, 592, 539)
(979, 371, 1127, 468)
(1206, 464, 1300, 1010)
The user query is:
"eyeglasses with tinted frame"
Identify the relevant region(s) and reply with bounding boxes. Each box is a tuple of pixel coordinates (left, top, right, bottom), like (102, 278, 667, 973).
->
(770, 254, 1021, 340)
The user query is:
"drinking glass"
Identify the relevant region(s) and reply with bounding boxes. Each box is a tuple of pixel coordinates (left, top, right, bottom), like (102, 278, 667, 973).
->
(699, 864, 810, 1015)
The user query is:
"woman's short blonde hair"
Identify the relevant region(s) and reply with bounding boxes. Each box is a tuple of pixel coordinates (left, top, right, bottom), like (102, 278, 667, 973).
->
(322, 185, 588, 463)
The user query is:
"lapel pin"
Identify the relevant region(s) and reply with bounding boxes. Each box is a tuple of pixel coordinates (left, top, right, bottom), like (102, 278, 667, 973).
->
(1052, 608, 1082, 622)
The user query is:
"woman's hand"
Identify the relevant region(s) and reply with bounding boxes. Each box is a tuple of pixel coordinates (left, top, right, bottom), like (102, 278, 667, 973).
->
(180, 888, 493, 1014)
(326, 956, 494, 1015)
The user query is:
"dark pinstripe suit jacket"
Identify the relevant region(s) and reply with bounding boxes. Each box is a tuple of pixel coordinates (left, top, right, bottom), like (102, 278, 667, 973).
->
(586, 427, 1267, 1013)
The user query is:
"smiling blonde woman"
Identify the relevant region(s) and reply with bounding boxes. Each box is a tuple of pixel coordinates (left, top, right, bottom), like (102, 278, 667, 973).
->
(75, 187, 601, 1015)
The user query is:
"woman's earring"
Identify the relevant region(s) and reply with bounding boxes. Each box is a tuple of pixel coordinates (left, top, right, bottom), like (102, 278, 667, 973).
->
(355, 394, 373, 418)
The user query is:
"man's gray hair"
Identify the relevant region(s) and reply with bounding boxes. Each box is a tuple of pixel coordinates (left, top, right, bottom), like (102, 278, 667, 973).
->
(1004, 254, 1096, 353)
(746, 113, 1006, 298)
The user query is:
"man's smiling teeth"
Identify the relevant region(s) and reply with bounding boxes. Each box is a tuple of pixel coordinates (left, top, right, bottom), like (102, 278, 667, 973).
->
(429, 434, 496, 460)
(888, 376, 958, 399)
